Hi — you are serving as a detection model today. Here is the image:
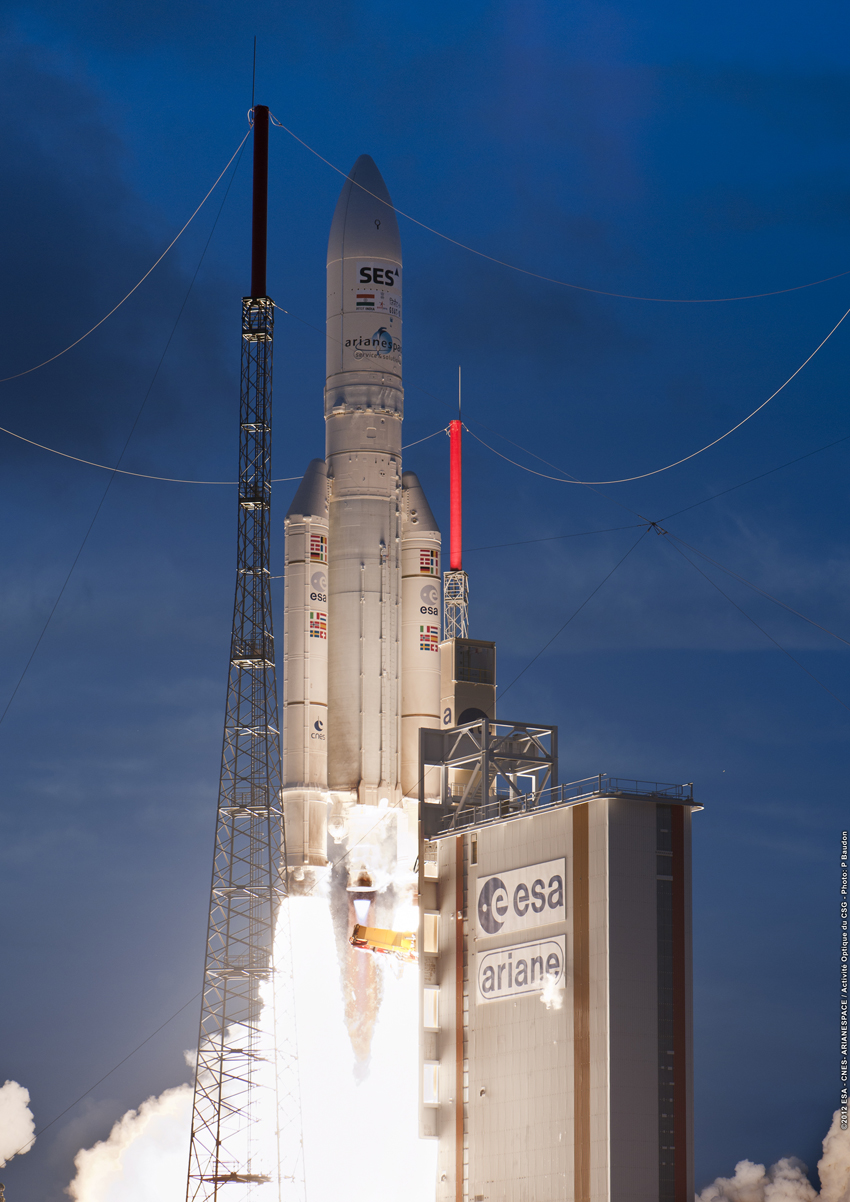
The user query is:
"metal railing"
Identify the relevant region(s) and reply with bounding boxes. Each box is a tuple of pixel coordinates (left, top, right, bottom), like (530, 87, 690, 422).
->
(426, 774, 696, 837)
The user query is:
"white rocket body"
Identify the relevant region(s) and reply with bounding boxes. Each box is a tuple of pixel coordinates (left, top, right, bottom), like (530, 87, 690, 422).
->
(325, 155, 405, 808)
(401, 472, 441, 800)
(282, 156, 440, 886)
(282, 458, 330, 866)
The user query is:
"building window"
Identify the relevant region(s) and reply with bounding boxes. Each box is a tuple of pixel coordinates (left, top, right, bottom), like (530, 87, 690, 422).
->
(423, 842, 439, 879)
(470, 836, 478, 865)
(424, 987, 440, 1029)
(455, 642, 494, 685)
(424, 912, 440, 955)
(423, 1061, 440, 1106)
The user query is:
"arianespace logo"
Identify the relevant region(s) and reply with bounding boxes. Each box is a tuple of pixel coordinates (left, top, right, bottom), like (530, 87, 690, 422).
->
(476, 859, 565, 936)
(477, 936, 565, 1003)
(348, 328, 400, 360)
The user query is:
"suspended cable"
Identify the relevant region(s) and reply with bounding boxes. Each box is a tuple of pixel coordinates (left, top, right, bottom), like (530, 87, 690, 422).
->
(402, 427, 449, 450)
(663, 530, 850, 649)
(660, 535, 849, 712)
(465, 305, 850, 487)
(273, 298, 838, 526)
(5, 991, 201, 1161)
(0, 143, 247, 727)
(464, 524, 644, 552)
(268, 114, 850, 305)
(0, 424, 243, 482)
(660, 433, 850, 520)
(0, 413, 444, 482)
(269, 302, 643, 529)
(0, 126, 252, 383)
(498, 527, 652, 703)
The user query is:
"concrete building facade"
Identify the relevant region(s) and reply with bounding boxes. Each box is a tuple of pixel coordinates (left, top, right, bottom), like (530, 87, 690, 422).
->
(418, 733, 699, 1202)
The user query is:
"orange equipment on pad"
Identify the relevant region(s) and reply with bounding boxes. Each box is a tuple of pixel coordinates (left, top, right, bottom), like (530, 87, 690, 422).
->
(349, 924, 417, 964)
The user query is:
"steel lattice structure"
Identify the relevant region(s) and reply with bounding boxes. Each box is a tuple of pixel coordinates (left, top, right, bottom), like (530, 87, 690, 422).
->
(443, 569, 469, 639)
(186, 294, 284, 1200)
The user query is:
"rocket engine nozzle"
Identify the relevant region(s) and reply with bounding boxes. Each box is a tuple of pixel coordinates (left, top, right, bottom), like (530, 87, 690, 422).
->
(346, 867, 375, 893)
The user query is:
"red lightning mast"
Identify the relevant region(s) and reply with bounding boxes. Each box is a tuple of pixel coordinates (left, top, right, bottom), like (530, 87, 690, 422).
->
(444, 367, 469, 638)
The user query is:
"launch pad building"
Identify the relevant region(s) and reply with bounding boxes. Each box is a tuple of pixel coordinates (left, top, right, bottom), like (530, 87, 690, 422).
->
(418, 726, 700, 1202)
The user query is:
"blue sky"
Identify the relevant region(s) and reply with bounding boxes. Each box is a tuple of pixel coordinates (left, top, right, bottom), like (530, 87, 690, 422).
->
(1, 1, 848, 1197)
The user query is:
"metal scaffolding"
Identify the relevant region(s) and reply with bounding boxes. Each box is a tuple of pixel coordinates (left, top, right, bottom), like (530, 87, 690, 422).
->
(186, 108, 303, 1202)
(443, 569, 469, 639)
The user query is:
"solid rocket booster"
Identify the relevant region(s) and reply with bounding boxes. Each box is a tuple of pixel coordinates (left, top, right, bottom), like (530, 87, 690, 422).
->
(401, 472, 441, 799)
(325, 156, 404, 807)
(282, 458, 330, 866)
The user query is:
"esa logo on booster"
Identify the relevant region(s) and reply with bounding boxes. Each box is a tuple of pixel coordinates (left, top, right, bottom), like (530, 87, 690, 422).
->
(476, 859, 566, 936)
(310, 570, 327, 604)
(420, 582, 439, 617)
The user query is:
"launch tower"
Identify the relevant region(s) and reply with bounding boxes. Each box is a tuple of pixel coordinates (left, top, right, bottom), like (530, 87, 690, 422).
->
(186, 108, 301, 1201)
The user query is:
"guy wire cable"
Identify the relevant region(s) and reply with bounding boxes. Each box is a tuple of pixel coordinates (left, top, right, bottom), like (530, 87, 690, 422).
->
(497, 526, 652, 705)
(268, 114, 850, 304)
(661, 529, 850, 649)
(464, 302, 850, 487)
(4, 990, 202, 1162)
(0, 135, 248, 728)
(659, 433, 850, 520)
(658, 533, 849, 712)
(0, 124, 253, 383)
(0, 420, 445, 484)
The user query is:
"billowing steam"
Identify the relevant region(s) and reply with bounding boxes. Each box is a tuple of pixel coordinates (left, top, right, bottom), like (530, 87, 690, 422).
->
(65, 888, 435, 1201)
(66, 1085, 191, 1202)
(698, 1110, 850, 1202)
(0, 1080, 35, 1166)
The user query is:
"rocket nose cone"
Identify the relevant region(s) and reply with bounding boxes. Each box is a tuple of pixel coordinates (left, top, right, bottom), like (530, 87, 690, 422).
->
(402, 471, 440, 535)
(327, 154, 401, 265)
(286, 458, 328, 519)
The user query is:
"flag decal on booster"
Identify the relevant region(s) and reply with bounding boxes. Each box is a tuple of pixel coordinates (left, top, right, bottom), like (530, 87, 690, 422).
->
(420, 625, 439, 652)
(420, 549, 439, 575)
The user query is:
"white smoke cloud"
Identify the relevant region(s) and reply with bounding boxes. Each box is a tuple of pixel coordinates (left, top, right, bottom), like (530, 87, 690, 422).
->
(817, 1111, 850, 1202)
(0, 1080, 35, 1166)
(539, 972, 565, 1011)
(66, 1084, 191, 1202)
(697, 1110, 850, 1202)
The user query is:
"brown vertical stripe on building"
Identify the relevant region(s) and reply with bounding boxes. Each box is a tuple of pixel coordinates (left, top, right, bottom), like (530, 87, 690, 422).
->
(456, 835, 464, 1202)
(573, 803, 590, 1202)
(671, 806, 688, 1202)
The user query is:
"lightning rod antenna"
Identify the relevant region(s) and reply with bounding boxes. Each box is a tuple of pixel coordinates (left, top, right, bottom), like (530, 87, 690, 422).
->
(251, 36, 256, 110)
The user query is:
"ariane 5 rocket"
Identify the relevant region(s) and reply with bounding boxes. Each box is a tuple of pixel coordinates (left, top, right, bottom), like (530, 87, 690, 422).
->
(282, 155, 441, 875)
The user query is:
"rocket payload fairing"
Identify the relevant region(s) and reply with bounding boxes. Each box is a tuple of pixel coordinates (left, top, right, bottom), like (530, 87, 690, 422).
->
(282, 155, 441, 876)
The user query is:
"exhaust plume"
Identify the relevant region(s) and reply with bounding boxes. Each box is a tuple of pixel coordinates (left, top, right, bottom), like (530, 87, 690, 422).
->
(0, 1080, 35, 1166)
(697, 1110, 850, 1202)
